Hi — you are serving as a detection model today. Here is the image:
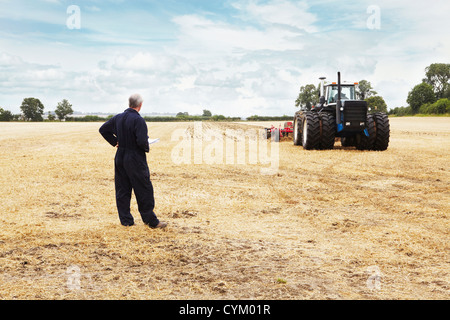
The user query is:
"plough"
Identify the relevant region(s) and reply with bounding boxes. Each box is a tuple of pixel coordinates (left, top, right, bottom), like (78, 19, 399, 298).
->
(265, 122, 293, 141)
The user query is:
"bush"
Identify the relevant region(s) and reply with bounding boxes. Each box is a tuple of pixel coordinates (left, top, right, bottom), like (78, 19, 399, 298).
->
(432, 99, 450, 114)
(419, 98, 450, 115)
(246, 115, 292, 121)
(66, 115, 109, 122)
(389, 106, 413, 117)
(418, 103, 431, 114)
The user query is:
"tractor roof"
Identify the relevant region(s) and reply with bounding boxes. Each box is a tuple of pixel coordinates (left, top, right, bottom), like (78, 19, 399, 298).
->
(324, 82, 357, 87)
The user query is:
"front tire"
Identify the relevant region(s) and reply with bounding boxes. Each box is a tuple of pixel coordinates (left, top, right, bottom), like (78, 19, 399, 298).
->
(302, 112, 321, 150)
(372, 112, 390, 151)
(293, 116, 302, 146)
(319, 112, 335, 150)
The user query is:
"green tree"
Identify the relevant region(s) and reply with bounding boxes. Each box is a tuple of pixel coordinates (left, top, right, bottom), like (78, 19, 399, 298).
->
(423, 63, 450, 100)
(366, 96, 388, 113)
(55, 99, 74, 121)
(389, 106, 412, 117)
(47, 111, 56, 121)
(212, 114, 226, 121)
(202, 109, 212, 117)
(443, 86, 450, 99)
(295, 84, 318, 110)
(0, 107, 14, 121)
(356, 80, 377, 100)
(427, 98, 450, 114)
(407, 83, 436, 114)
(20, 98, 44, 121)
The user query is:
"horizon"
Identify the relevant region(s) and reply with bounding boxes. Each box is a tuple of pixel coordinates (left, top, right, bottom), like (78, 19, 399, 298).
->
(1, 1, 449, 117)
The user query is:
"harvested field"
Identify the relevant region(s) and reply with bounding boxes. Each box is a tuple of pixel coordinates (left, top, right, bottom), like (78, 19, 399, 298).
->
(0, 117, 448, 300)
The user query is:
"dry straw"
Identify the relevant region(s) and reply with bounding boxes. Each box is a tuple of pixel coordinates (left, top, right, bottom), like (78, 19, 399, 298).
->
(0, 118, 448, 299)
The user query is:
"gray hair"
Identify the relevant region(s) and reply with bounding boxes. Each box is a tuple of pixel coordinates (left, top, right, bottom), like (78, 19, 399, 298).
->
(129, 94, 143, 109)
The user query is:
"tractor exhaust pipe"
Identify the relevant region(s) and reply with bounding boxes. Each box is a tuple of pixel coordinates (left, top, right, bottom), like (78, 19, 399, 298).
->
(319, 76, 326, 97)
(337, 72, 341, 102)
(336, 72, 342, 125)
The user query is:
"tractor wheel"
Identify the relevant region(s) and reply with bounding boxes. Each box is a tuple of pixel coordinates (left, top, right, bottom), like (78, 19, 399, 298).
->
(319, 112, 335, 150)
(293, 116, 302, 146)
(302, 112, 321, 150)
(356, 114, 375, 150)
(372, 112, 390, 151)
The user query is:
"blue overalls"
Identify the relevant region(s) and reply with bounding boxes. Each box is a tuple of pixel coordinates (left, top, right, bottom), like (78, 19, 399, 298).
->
(99, 108, 160, 227)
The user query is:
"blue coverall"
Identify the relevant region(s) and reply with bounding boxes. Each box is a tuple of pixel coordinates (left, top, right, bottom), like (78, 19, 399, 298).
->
(99, 108, 160, 227)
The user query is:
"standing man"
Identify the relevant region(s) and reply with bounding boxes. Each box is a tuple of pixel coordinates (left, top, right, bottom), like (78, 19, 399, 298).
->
(99, 94, 167, 229)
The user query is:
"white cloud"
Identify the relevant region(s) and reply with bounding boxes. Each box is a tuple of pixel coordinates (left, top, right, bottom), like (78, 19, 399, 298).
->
(0, 51, 24, 67)
(112, 52, 195, 76)
(171, 14, 304, 55)
(232, 0, 317, 32)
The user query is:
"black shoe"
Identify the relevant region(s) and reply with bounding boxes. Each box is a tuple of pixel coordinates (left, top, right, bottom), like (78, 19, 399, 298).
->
(151, 221, 168, 229)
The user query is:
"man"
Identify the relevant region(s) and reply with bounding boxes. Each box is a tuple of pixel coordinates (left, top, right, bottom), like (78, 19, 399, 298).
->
(99, 94, 167, 229)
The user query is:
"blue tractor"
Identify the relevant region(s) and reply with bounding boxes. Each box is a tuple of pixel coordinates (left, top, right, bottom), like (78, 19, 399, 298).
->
(293, 72, 390, 151)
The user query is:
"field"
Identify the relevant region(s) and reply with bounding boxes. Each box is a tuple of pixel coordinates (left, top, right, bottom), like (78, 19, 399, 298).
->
(0, 117, 449, 300)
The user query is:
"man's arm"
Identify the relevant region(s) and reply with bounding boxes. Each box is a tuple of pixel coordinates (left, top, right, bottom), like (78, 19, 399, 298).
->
(135, 117, 150, 153)
(99, 116, 118, 147)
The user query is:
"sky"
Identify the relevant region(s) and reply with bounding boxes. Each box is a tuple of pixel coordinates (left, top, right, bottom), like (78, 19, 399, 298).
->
(0, 0, 449, 117)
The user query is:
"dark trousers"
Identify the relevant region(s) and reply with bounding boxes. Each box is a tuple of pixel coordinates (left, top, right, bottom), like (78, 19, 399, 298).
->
(114, 149, 159, 227)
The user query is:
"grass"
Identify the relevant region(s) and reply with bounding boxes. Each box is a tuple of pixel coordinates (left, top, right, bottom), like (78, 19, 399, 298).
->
(0, 118, 449, 300)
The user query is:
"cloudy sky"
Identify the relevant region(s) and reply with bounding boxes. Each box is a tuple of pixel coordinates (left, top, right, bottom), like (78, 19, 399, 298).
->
(0, 0, 449, 117)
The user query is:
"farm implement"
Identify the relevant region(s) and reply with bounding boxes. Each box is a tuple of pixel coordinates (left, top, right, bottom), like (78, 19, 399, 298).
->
(265, 122, 293, 141)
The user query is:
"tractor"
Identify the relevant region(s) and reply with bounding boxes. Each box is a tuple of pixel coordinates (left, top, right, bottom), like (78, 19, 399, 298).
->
(293, 72, 390, 151)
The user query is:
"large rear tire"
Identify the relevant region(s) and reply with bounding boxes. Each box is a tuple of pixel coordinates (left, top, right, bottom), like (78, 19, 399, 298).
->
(372, 112, 390, 151)
(302, 112, 321, 150)
(319, 112, 335, 150)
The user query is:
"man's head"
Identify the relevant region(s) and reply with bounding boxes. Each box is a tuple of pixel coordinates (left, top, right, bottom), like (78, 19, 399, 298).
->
(129, 94, 144, 111)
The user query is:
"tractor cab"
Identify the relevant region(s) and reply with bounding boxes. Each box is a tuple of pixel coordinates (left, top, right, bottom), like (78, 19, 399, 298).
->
(315, 78, 358, 109)
(325, 84, 356, 104)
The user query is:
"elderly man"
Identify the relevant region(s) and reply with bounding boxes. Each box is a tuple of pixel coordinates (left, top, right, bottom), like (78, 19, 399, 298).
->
(99, 94, 167, 229)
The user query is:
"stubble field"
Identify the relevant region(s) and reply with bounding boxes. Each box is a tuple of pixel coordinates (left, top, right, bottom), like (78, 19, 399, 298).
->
(0, 117, 448, 300)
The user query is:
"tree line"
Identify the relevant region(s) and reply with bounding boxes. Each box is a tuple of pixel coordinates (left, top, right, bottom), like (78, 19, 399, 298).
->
(0, 103, 246, 122)
(0, 98, 74, 122)
(171, 110, 242, 122)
